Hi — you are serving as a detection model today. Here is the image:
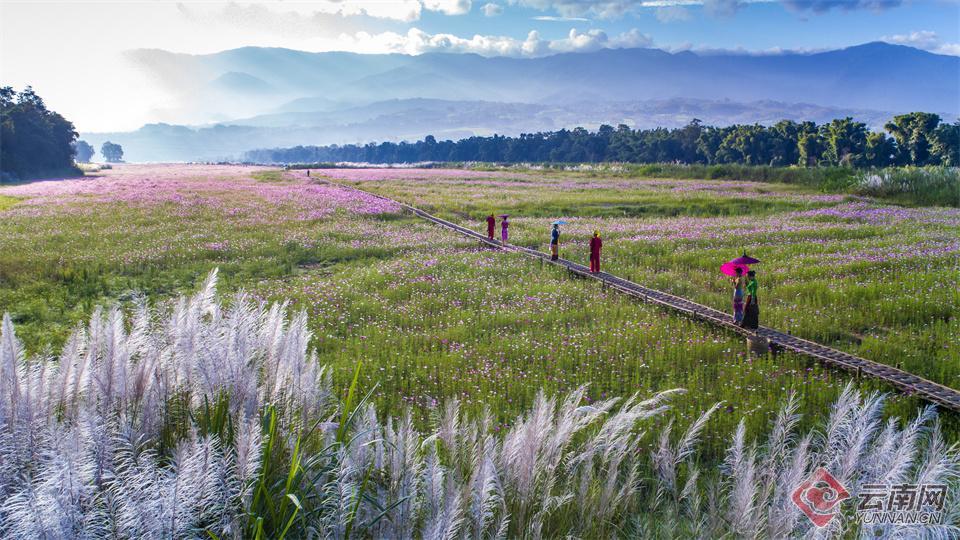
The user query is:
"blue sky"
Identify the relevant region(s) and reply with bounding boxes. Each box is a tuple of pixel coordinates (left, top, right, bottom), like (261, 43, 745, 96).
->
(416, 1, 959, 53)
(2, 0, 958, 131)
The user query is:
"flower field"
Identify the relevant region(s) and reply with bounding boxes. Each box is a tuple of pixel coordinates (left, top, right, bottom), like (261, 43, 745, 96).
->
(0, 164, 957, 537)
(328, 168, 960, 393)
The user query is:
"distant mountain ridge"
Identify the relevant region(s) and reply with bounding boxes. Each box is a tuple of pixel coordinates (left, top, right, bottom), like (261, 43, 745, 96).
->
(88, 42, 959, 161)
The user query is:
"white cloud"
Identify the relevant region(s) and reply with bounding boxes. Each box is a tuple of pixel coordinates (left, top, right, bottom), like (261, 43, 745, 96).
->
(337, 27, 654, 57)
(482, 3, 504, 16)
(423, 0, 473, 16)
(887, 30, 942, 50)
(516, 0, 636, 19)
(178, 0, 475, 24)
(883, 30, 960, 56)
(177, 0, 424, 24)
(938, 43, 960, 56)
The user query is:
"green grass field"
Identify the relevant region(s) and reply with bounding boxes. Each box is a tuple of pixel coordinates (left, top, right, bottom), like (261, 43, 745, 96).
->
(328, 168, 960, 394)
(1, 164, 955, 447)
(2, 163, 958, 537)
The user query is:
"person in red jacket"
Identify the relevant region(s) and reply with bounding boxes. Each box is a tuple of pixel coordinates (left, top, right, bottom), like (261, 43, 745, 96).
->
(589, 230, 602, 273)
(486, 214, 496, 240)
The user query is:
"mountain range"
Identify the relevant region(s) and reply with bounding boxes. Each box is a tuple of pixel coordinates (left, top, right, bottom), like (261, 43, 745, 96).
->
(82, 42, 960, 162)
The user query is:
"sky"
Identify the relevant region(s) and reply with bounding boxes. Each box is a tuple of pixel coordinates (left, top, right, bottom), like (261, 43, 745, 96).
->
(2, 0, 959, 132)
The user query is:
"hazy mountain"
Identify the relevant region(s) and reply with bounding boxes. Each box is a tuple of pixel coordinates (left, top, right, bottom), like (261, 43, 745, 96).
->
(86, 43, 959, 161)
(80, 98, 936, 163)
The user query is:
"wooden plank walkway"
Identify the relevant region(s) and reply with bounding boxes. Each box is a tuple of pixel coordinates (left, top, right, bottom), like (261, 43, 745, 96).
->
(326, 179, 960, 412)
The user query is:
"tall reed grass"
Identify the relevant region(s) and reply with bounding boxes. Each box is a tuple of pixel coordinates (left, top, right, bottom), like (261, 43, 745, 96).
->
(1, 271, 957, 538)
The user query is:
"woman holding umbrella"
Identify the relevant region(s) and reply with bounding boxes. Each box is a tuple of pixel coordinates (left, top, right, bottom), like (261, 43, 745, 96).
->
(732, 267, 745, 324)
(722, 253, 759, 328)
(500, 215, 510, 244)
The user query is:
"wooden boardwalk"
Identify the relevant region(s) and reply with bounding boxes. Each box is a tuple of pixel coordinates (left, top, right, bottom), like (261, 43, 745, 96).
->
(329, 179, 960, 412)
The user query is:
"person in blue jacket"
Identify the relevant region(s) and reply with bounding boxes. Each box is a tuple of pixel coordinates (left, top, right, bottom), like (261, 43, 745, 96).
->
(550, 223, 560, 261)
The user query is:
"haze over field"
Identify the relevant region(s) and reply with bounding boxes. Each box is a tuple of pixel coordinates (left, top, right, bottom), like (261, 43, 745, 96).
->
(75, 43, 959, 162)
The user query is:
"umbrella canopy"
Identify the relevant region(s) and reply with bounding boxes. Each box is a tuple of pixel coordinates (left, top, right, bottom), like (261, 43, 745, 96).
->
(720, 261, 751, 276)
(499, 214, 510, 218)
(730, 253, 760, 265)
(552, 220, 567, 225)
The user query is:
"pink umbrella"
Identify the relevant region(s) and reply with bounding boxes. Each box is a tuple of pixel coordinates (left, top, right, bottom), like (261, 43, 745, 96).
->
(730, 253, 760, 265)
(720, 261, 751, 276)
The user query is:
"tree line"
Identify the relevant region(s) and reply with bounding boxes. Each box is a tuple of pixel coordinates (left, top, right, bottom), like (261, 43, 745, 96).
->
(73, 140, 125, 163)
(244, 113, 960, 168)
(1, 86, 80, 180)
(1, 86, 126, 181)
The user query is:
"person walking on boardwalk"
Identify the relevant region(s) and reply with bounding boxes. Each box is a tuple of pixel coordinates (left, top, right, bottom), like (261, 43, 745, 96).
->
(550, 223, 560, 260)
(741, 270, 759, 330)
(732, 267, 745, 324)
(486, 214, 496, 241)
(589, 230, 602, 273)
(500, 215, 510, 244)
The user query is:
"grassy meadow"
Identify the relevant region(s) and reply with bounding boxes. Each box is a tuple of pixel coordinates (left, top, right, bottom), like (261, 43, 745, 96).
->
(326, 168, 960, 393)
(1, 165, 951, 428)
(0, 164, 957, 537)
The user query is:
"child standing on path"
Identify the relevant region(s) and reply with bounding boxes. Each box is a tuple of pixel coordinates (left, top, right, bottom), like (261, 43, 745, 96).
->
(486, 214, 496, 241)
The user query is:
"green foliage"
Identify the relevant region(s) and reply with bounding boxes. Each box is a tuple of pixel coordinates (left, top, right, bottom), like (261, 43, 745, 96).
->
(3, 164, 957, 453)
(72, 139, 95, 163)
(885, 112, 944, 166)
(0, 86, 82, 180)
(931, 121, 960, 166)
(244, 112, 956, 172)
(854, 166, 960, 206)
(820, 117, 867, 167)
(100, 141, 124, 163)
(0, 195, 17, 211)
(475, 163, 953, 206)
(251, 170, 286, 182)
(246, 406, 305, 540)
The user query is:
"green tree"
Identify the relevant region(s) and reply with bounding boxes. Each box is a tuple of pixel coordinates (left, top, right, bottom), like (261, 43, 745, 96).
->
(73, 140, 95, 163)
(696, 126, 727, 164)
(821, 117, 867, 167)
(864, 132, 896, 168)
(676, 119, 704, 163)
(0, 86, 79, 180)
(101, 141, 124, 163)
(795, 121, 823, 167)
(884, 112, 941, 165)
(608, 124, 636, 162)
(770, 120, 801, 166)
(930, 121, 960, 166)
(717, 125, 773, 165)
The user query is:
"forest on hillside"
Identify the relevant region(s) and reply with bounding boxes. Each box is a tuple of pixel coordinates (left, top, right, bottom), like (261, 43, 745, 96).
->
(244, 113, 960, 168)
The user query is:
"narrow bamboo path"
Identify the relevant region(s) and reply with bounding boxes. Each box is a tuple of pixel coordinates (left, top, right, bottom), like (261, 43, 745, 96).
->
(325, 178, 960, 412)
